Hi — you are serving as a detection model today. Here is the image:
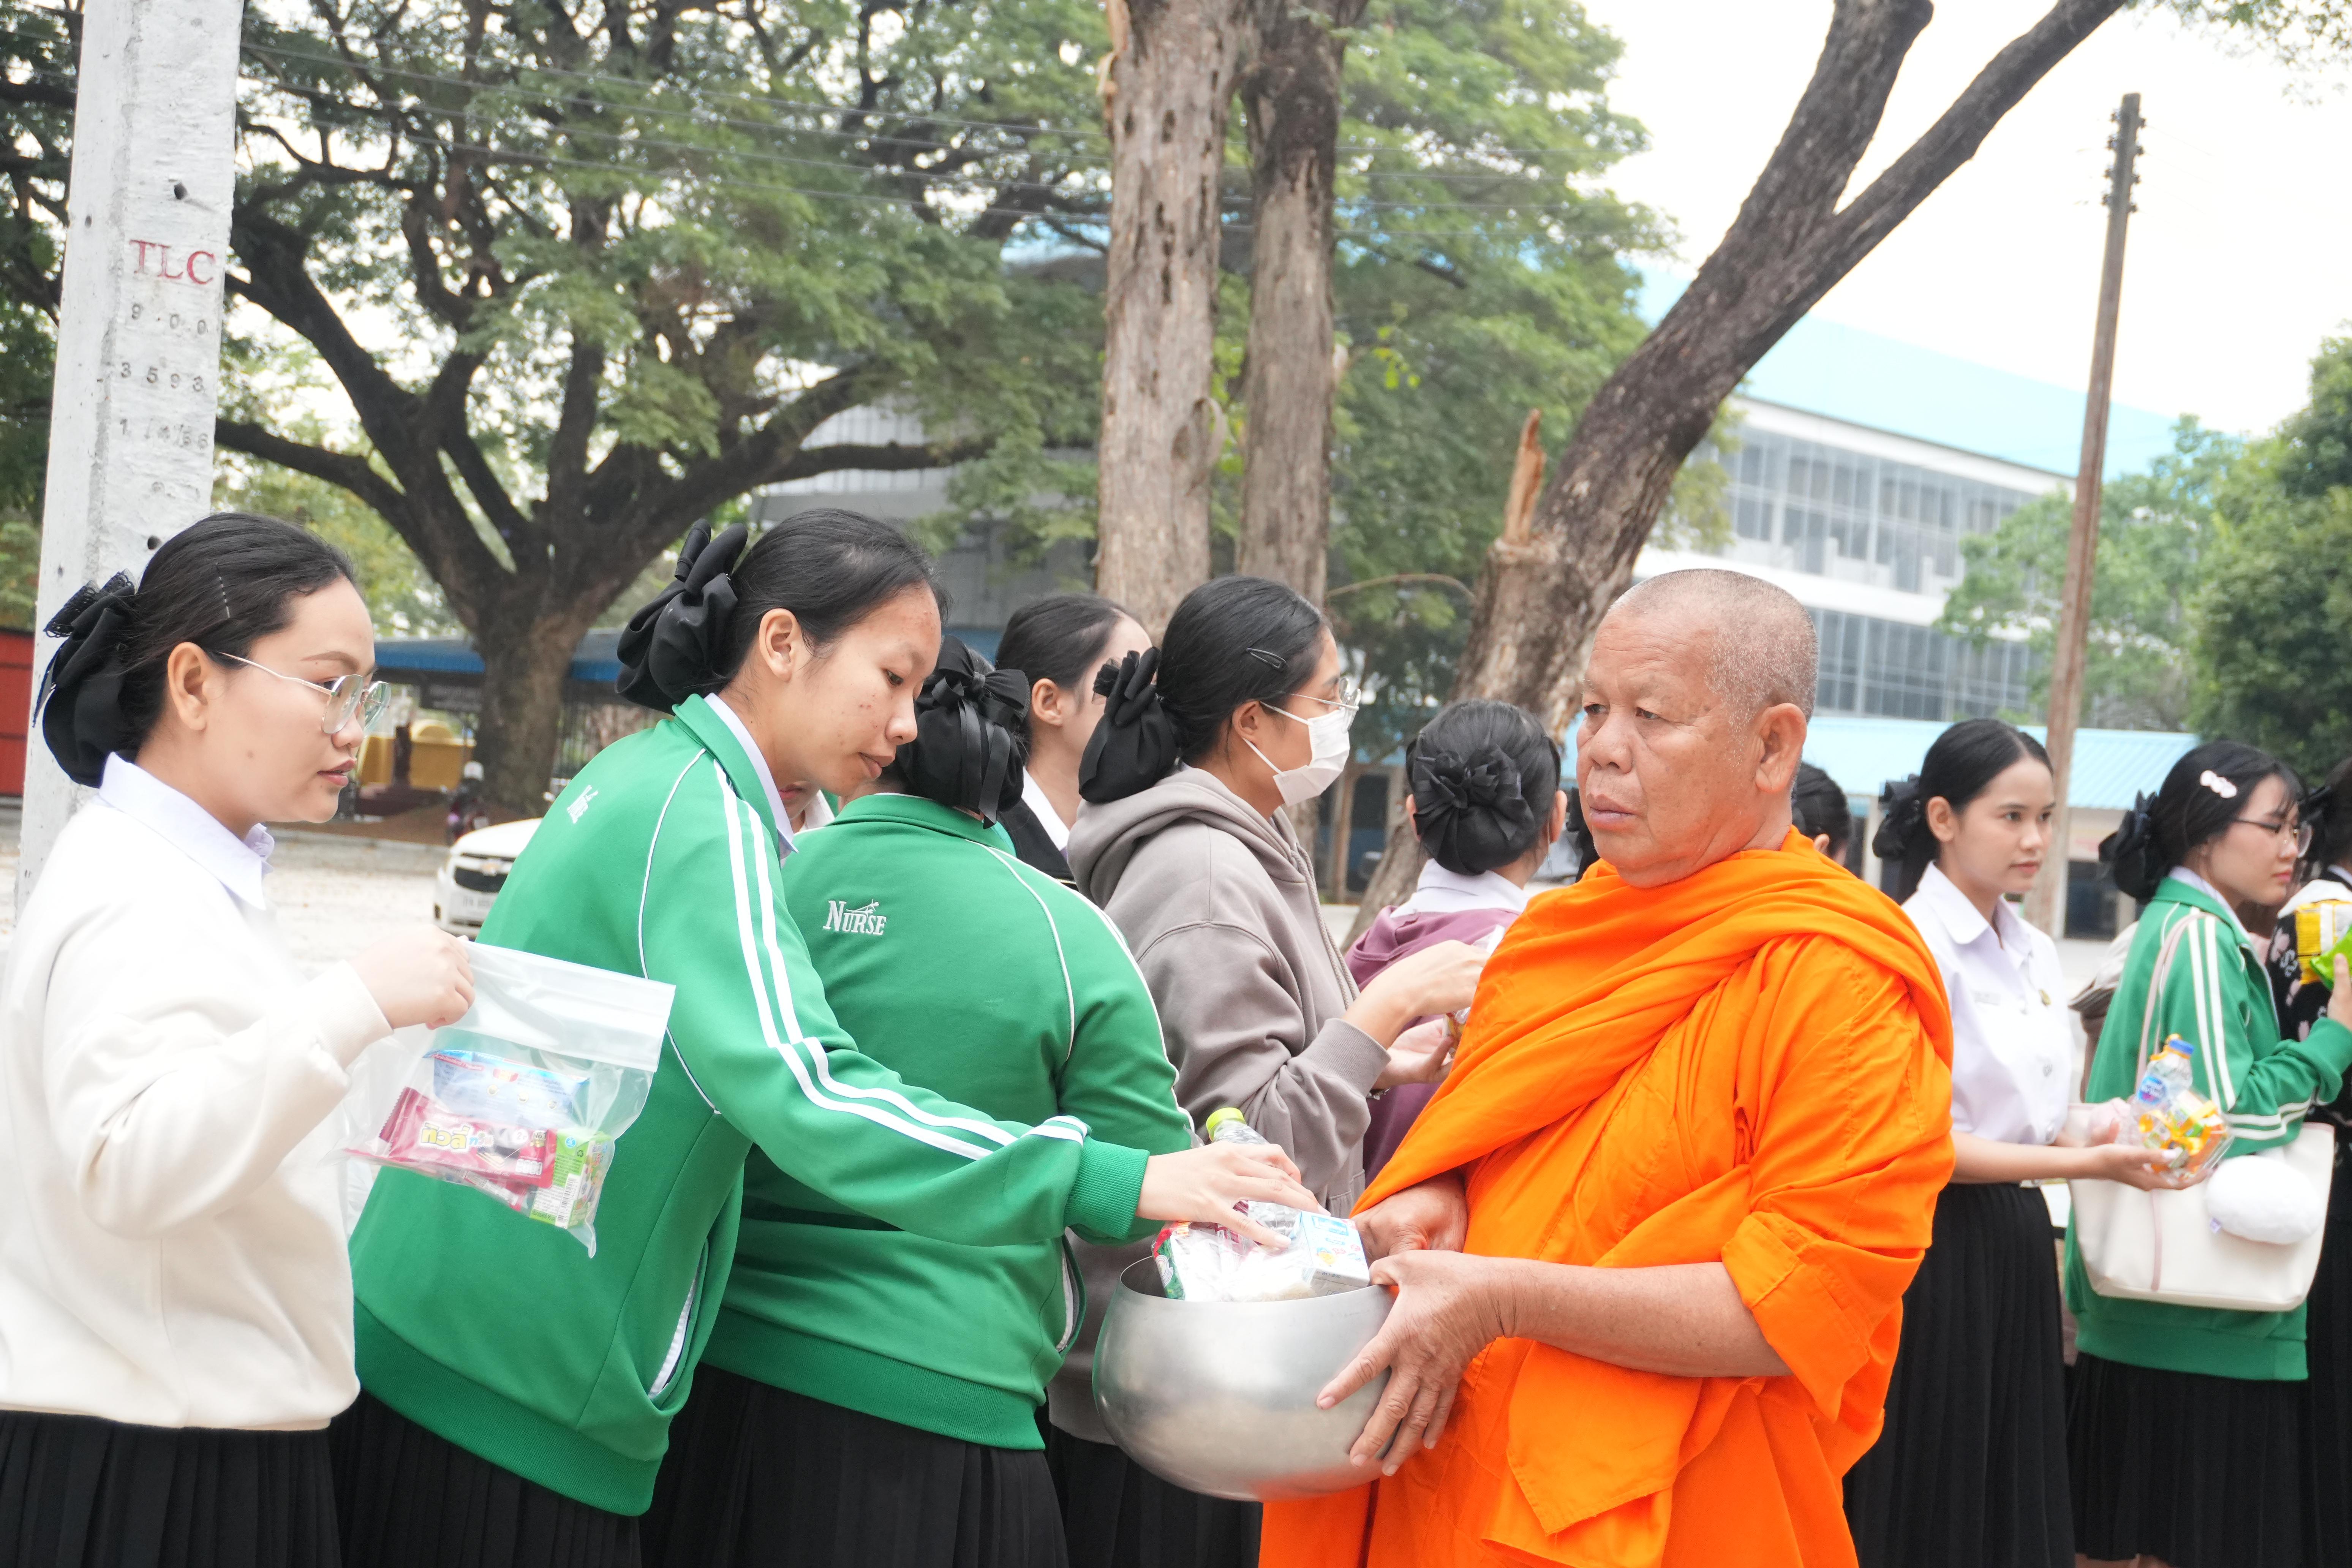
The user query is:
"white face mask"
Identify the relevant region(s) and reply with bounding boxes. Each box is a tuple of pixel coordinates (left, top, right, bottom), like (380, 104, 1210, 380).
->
(1246, 699, 1356, 806)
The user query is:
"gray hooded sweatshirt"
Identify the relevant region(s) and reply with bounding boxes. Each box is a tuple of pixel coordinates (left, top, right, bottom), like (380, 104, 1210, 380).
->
(1047, 764, 1388, 1442)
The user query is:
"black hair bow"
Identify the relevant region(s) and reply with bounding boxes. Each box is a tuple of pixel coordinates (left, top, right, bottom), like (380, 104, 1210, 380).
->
(1870, 775, 1928, 864)
(1080, 647, 1181, 805)
(1411, 743, 1534, 876)
(38, 573, 139, 787)
(616, 520, 748, 713)
(898, 636, 1033, 825)
(2102, 790, 2164, 902)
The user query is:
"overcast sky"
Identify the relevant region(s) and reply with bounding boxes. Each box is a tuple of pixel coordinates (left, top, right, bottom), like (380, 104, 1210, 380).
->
(1578, 1, 2352, 437)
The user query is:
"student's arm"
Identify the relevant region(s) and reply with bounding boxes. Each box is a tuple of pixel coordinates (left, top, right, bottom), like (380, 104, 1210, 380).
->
(1044, 888, 1196, 1244)
(1136, 917, 1385, 1198)
(2164, 917, 2352, 1152)
(645, 767, 1150, 1249)
(42, 898, 390, 1236)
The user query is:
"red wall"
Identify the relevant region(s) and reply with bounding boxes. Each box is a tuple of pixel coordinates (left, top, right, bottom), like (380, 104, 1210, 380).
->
(0, 629, 32, 797)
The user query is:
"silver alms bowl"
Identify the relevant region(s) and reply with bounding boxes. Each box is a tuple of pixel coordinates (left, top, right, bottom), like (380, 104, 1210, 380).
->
(1092, 1258, 1394, 1501)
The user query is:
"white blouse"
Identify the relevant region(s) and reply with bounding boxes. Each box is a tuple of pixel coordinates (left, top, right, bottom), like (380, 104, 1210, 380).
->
(0, 757, 390, 1429)
(1904, 863, 2072, 1146)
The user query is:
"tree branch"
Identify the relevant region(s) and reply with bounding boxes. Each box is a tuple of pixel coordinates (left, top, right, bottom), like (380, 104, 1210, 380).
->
(213, 419, 411, 525)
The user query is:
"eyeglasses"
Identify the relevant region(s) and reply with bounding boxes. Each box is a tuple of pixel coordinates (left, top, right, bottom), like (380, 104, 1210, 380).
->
(214, 652, 390, 734)
(2232, 815, 2315, 856)
(1293, 677, 1364, 712)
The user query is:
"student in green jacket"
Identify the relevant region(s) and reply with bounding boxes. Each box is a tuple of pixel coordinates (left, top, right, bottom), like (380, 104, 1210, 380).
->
(2066, 740, 2352, 1568)
(333, 512, 1314, 1568)
(639, 634, 1192, 1568)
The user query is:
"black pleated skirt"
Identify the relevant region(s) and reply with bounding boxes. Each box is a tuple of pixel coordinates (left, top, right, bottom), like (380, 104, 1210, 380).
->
(1042, 1421, 1259, 1568)
(0, 1408, 339, 1568)
(1842, 1181, 2071, 1568)
(2303, 1146, 2352, 1560)
(328, 1391, 639, 1568)
(2071, 1351, 2305, 1568)
(640, 1366, 1066, 1568)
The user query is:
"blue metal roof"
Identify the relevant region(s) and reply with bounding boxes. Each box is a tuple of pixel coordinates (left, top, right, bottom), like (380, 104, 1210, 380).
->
(1638, 272, 2180, 481)
(1796, 716, 2195, 811)
(376, 628, 624, 688)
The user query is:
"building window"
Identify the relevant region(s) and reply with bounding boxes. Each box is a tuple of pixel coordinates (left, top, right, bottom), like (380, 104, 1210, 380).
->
(1702, 430, 2036, 595)
(1808, 609, 2035, 721)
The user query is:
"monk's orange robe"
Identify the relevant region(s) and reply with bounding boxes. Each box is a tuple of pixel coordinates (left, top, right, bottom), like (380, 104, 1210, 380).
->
(1262, 831, 1954, 1568)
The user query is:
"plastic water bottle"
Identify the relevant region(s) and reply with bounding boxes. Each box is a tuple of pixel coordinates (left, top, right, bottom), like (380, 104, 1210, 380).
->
(1205, 1106, 1269, 1148)
(2136, 1037, 2194, 1109)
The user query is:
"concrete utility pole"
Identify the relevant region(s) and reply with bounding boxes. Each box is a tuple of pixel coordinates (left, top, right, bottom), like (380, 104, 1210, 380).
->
(2025, 92, 2142, 939)
(20, 0, 246, 909)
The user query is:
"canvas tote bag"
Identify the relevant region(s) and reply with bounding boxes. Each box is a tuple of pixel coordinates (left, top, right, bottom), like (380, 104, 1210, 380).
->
(2072, 910, 2336, 1313)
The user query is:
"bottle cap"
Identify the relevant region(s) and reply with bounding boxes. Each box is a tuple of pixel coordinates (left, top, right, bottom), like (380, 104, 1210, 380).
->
(1205, 1107, 1247, 1136)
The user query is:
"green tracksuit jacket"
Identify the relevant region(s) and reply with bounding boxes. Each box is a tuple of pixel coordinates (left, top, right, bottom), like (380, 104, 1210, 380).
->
(346, 697, 1151, 1513)
(2064, 874, 2352, 1380)
(703, 793, 1193, 1449)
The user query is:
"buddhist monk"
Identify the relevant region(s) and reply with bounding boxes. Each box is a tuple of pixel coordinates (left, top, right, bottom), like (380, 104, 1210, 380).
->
(1260, 569, 1955, 1568)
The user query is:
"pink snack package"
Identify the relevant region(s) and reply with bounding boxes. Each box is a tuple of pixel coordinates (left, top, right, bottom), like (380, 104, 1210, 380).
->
(373, 1086, 561, 1188)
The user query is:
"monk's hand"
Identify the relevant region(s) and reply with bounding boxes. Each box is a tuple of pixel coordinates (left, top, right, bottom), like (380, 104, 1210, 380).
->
(1350, 940, 1487, 1045)
(1356, 1172, 1469, 1260)
(1137, 1143, 1323, 1249)
(1320, 1249, 1510, 1475)
(1372, 1016, 1455, 1091)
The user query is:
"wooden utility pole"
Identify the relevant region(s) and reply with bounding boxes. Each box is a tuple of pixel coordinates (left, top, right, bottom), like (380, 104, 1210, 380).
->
(2025, 91, 2141, 938)
(19, 0, 245, 909)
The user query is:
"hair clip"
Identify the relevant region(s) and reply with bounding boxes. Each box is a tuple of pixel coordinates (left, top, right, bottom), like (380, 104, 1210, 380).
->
(1244, 647, 1287, 671)
(2199, 770, 2239, 800)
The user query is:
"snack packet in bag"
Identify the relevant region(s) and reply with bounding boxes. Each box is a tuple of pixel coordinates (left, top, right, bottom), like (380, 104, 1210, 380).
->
(1151, 1203, 1370, 1302)
(348, 943, 674, 1253)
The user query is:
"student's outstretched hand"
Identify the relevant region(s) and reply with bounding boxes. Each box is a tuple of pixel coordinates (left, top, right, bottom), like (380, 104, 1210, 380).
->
(350, 925, 475, 1031)
(1373, 1016, 1455, 1091)
(1138, 1143, 1322, 1249)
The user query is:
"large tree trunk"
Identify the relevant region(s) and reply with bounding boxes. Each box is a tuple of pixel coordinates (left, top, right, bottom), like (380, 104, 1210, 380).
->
(1094, 0, 1266, 633)
(1233, 0, 1359, 605)
(1350, 0, 2131, 912)
(471, 611, 595, 818)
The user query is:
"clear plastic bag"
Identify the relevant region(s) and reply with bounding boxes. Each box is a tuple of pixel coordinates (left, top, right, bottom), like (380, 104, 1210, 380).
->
(348, 944, 674, 1253)
(1152, 1205, 1370, 1302)
(2128, 1034, 2233, 1178)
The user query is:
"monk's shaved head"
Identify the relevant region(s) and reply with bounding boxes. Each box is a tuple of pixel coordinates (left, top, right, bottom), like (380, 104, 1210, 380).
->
(1608, 570, 1817, 720)
(1575, 569, 1815, 887)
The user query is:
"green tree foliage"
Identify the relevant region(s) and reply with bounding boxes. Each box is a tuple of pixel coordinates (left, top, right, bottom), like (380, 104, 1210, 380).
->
(2189, 338, 2352, 779)
(2276, 334, 2352, 499)
(0, 294, 51, 629)
(1937, 419, 2234, 732)
(1306, 0, 1664, 757)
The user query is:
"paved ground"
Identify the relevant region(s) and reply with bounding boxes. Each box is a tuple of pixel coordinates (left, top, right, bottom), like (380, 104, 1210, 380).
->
(0, 803, 449, 971)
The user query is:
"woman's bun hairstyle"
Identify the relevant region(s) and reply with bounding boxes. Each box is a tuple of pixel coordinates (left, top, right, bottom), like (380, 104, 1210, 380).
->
(996, 594, 1138, 696)
(616, 508, 939, 714)
(1405, 699, 1560, 876)
(2102, 739, 2298, 903)
(1791, 762, 1852, 859)
(896, 635, 1032, 825)
(37, 512, 357, 786)
(2301, 754, 2352, 882)
(1869, 718, 2050, 901)
(1080, 575, 1324, 804)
